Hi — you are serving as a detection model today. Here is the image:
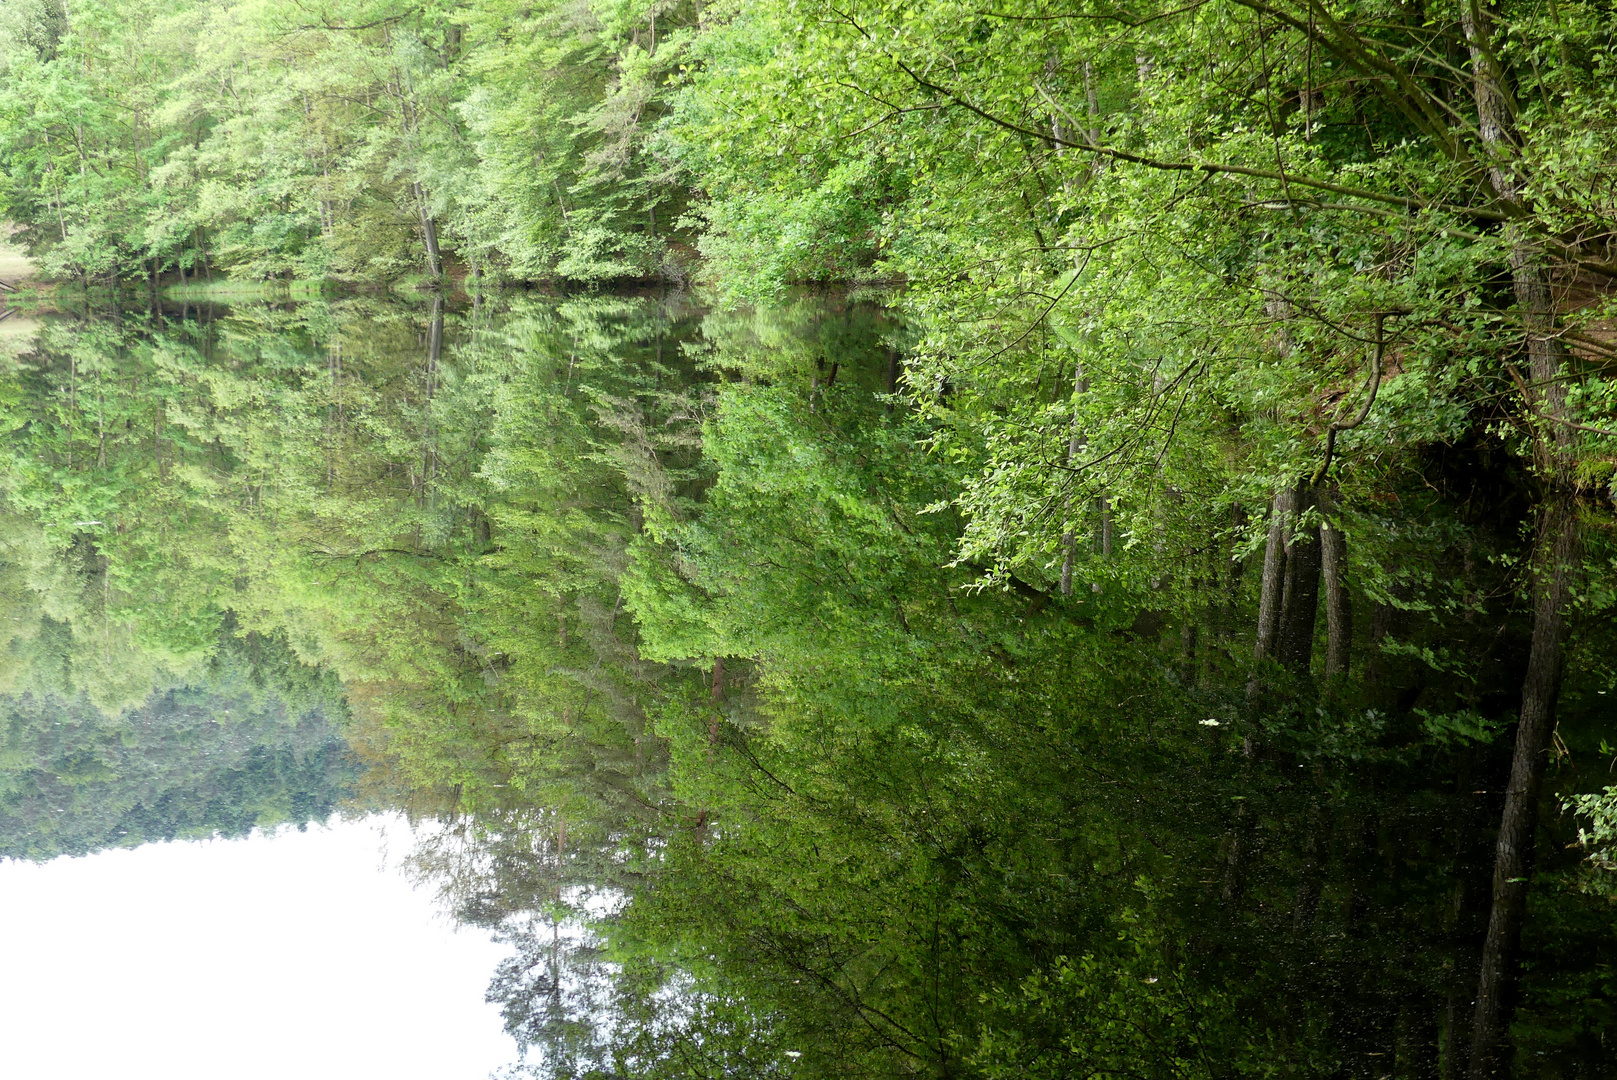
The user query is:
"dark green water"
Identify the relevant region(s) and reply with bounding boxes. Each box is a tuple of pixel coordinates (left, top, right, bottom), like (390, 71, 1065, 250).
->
(1, 292, 1613, 1079)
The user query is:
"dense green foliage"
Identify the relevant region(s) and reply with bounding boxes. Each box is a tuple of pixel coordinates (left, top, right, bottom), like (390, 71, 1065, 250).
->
(0, 0, 697, 283)
(3, 0, 1617, 1074)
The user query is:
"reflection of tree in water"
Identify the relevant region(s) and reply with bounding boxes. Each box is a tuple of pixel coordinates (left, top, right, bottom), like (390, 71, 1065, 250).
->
(407, 809, 631, 1079)
(3, 294, 1616, 1076)
(0, 627, 358, 860)
(460, 297, 1617, 1077)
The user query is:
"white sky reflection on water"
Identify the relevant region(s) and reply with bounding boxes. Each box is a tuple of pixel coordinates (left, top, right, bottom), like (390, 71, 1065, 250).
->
(0, 814, 515, 1080)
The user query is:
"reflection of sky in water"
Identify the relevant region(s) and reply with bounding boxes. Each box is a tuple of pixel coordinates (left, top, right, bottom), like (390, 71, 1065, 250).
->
(0, 815, 514, 1080)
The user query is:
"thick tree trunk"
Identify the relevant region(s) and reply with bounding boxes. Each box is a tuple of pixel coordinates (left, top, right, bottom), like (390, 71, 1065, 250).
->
(1467, 498, 1579, 1078)
(1248, 485, 1294, 699)
(1276, 484, 1321, 675)
(1320, 491, 1352, 679)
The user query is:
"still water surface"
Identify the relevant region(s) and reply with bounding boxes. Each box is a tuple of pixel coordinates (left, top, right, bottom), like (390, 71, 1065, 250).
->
(0, 815, 512, 1080)
(0, 292, 1613, 1078)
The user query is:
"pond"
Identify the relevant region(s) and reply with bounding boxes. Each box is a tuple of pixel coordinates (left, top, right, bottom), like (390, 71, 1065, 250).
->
(0, 291, 1612, 1079)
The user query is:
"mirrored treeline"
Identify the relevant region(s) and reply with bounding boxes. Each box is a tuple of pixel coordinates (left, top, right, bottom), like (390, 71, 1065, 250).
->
(1, 293, 1613, 1079)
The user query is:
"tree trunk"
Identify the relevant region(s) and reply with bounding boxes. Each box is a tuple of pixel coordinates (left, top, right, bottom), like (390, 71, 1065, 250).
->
(1248, 485, 1294, 699)
(1223, 503, 1247, 642)
(1276, 483, 1321, 676)
(1460, 9, 1580, 1074)
(1059, 360, 1086, 596)
(419, 298, 443, 506)
(415, 181, 443, 278)
(1320, 488, 1352, 678)
(1180, 619, 1198, 686)
(1467, 498, 1579, 1078)
(1291, 796, 1327, 931)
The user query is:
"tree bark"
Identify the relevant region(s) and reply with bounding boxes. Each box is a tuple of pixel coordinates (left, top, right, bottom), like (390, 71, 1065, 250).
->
(415, 181, 443, 278)
(1276, 483, 1321, 675)
(1467, 498, 1579, 1078)
(1059, 360, 1086, 596)
(1248, 485, 1294, 699)
(707, 657, 725, 753)
(419, 298, 443, 505)
(1320, 490, 1352, 679)
(1460, 8, 1581, 1074)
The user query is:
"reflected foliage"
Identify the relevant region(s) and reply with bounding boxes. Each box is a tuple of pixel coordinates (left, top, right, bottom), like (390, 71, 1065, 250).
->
(0, 632, 356, 860)
(0, 295, 1613, 1079)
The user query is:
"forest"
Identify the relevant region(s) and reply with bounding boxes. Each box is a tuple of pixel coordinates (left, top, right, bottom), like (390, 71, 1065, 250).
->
(2, 0, 1617, 1077)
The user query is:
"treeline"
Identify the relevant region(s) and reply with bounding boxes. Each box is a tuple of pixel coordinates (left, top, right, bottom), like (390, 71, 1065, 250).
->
(0, 0, 703, 284)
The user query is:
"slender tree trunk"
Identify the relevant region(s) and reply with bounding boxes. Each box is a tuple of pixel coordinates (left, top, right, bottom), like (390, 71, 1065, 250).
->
(1248, 485, 1294, 699)
(1460, 9, 1580, 1074)
(418, 298, 443, 507)
(1059, 360, 1086, 596)
(1396, 994, 1440, 1080)
(414, 181, 443, 278)
(1223, 503, 1247, 642)
(1467, 498, 1579, 1078)
(1180, 619, 1199, 686)
(1292, 796, 1327, 931)
(1084, 60, 1100, 145)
